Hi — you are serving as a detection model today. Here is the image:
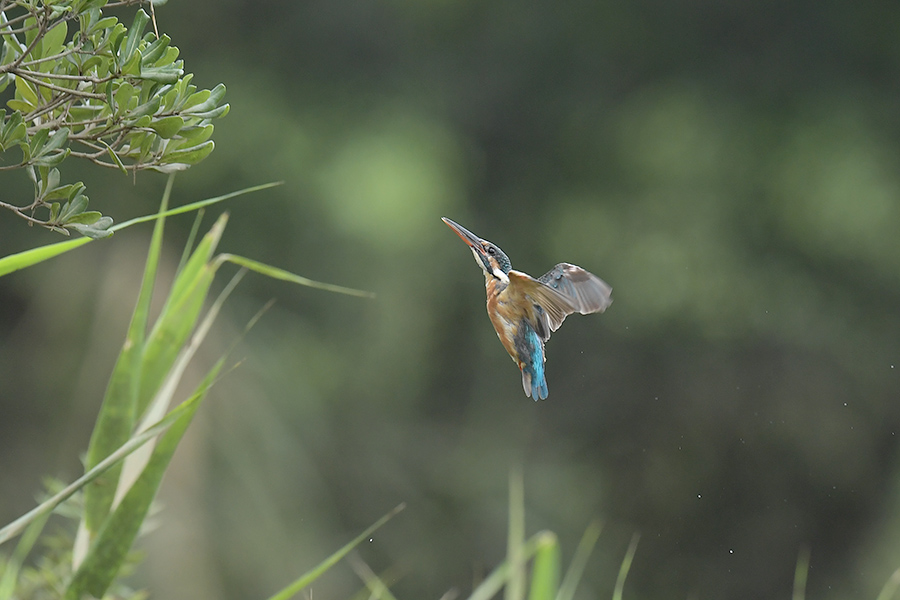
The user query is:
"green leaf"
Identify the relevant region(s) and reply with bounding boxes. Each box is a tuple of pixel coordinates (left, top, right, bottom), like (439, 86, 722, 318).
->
(44, 182, 81, 201)
(187, 103, 230, 120)
(469, 533, 559, 600)
(0, 110, 26, 151)
(65, 210, 103, 225)
(58, 191, 88, 222)
(68, 218, 114, 239)
(43, 127, 70, 154)
(217, 254, 376, 298)
(183, 83, 226, 113)
(793, 546, 810, 600)
(0, 508, 51, 600)
(22, 15, 38, 48)
(556, 520, 602, 600)
(876, 568, 900, 600)
(0, 238, 92, 278)
(30, 128, 71, 168)
(0, 393, 196, 547)
(5, 99, 33, 113)
(129, 96, 161, 119)
(149, 115, 184, 138)
(138, 65, 183, 83)
(114, 81, 136, 113)
(66, 370, 217, 599)
(528, 533, 559, 600)
(119, 9, 149, 65)
(135, 214, 227, 416)
(85, 15, 118, 37)
(82, 177, 173, 534)
(121, 47, 142, 77)
(172, 123, 214, 149)
(42, 167, 60, 196)
(32, 147, 70, 168)
(102, 140, 128, 174)
(0, 182, 282, 278)
(140, 34, 171, 65)
(612, 533, 640, 600)
(14, 76, 38, 109)
(507, 469, 525, 600)
(40, 21, 68, 58)
(158, 140, 214, 166)
(266, 504, 405, 600)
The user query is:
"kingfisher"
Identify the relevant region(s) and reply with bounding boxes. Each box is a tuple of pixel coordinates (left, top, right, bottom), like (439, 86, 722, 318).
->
(442, 217, 612, 400)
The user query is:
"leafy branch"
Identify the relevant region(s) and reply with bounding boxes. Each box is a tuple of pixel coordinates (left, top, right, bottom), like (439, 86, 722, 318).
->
(0, 0, 229, 238)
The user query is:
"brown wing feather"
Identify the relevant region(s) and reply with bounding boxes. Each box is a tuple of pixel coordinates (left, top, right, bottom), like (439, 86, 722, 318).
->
(506, 264, 612, 340)
(538, 263, 612, 315)
(507, 271, 577, 337)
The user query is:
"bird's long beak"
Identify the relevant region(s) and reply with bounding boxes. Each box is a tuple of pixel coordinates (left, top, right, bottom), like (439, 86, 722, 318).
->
(441, 217, 484, 249)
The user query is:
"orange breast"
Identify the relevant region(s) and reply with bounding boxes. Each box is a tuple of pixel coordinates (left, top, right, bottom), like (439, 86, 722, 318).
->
(486, 278, 528, 368)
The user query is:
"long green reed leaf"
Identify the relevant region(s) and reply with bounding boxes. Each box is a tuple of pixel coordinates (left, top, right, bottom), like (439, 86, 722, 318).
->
(81, 174, 175, 544)
(217, 253, 375, 298)
(266, 504, 405, 600)
(612, 533, 640, 600)
(0, 396, 200, 548)
(66, 362, 223, 599)
(556, 520, 602, 600)
(0, 181, 281, 279)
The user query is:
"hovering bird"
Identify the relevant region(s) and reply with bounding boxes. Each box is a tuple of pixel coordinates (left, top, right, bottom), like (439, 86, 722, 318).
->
(442, 217, 612, 400)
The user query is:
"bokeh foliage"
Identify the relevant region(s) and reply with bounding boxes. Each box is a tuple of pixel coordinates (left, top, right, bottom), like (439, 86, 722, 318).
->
(3, 1, 900, 600)
(0, 0, 228, 236)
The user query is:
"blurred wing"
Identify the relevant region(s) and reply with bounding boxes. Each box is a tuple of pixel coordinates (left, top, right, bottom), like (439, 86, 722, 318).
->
(538, 263, 612, 316)
(507, 270, 577, 339)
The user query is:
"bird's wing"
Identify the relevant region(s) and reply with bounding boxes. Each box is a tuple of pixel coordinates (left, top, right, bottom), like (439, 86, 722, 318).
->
(505, 264, 612, 340)
(538, 263, 612, 316)
(507, 270, 578, 339)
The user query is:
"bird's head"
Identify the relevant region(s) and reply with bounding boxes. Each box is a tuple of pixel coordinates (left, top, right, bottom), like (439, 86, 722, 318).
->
(442, 217, 512, 283)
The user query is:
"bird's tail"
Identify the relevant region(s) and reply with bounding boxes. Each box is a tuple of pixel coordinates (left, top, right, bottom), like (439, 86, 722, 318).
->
(521, 363, 549, 400)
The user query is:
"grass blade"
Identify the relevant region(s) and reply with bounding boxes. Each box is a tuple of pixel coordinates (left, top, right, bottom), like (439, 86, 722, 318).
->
(877, 568, 900, 600)
(266, 504, 405, 600)
(0, 396, 201, 548)
(469, 533, 553, 600)
(217, 253, 375, 298)
(506, 468, 525, 600)
(792, 546, 810, 600)
(612, 533, 639, 600)
(0, 181, 281, 279)
(177, 207, 205, 274)
(0, 238, 92, 278)
(347, 553, 401, 600)
(65, 364, 222, 599)
(114, 266, 244, 507)
(0, 509, 51, 600)
(556, 520, 602, 600)
(109, 181, 282, 233)
(528, 532, 560, 600)
(136, 213, 227, 419)
(81, 173, 174, 542)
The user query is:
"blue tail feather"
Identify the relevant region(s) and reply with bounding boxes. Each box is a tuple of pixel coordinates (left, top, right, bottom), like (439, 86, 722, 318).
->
(519, 327, 548, 400)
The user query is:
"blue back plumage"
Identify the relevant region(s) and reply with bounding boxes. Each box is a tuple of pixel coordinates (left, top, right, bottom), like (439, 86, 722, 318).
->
(517, 324, 549, 400)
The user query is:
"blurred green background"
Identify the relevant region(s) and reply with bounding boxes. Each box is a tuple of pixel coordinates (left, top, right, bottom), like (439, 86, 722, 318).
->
(3, 0, 900, 598)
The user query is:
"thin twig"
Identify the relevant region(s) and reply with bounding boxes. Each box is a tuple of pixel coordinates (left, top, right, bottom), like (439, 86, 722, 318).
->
(13, 68, 106, 100)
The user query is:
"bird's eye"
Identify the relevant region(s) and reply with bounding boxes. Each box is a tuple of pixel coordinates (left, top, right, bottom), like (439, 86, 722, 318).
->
(487, 246, 496, 255)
